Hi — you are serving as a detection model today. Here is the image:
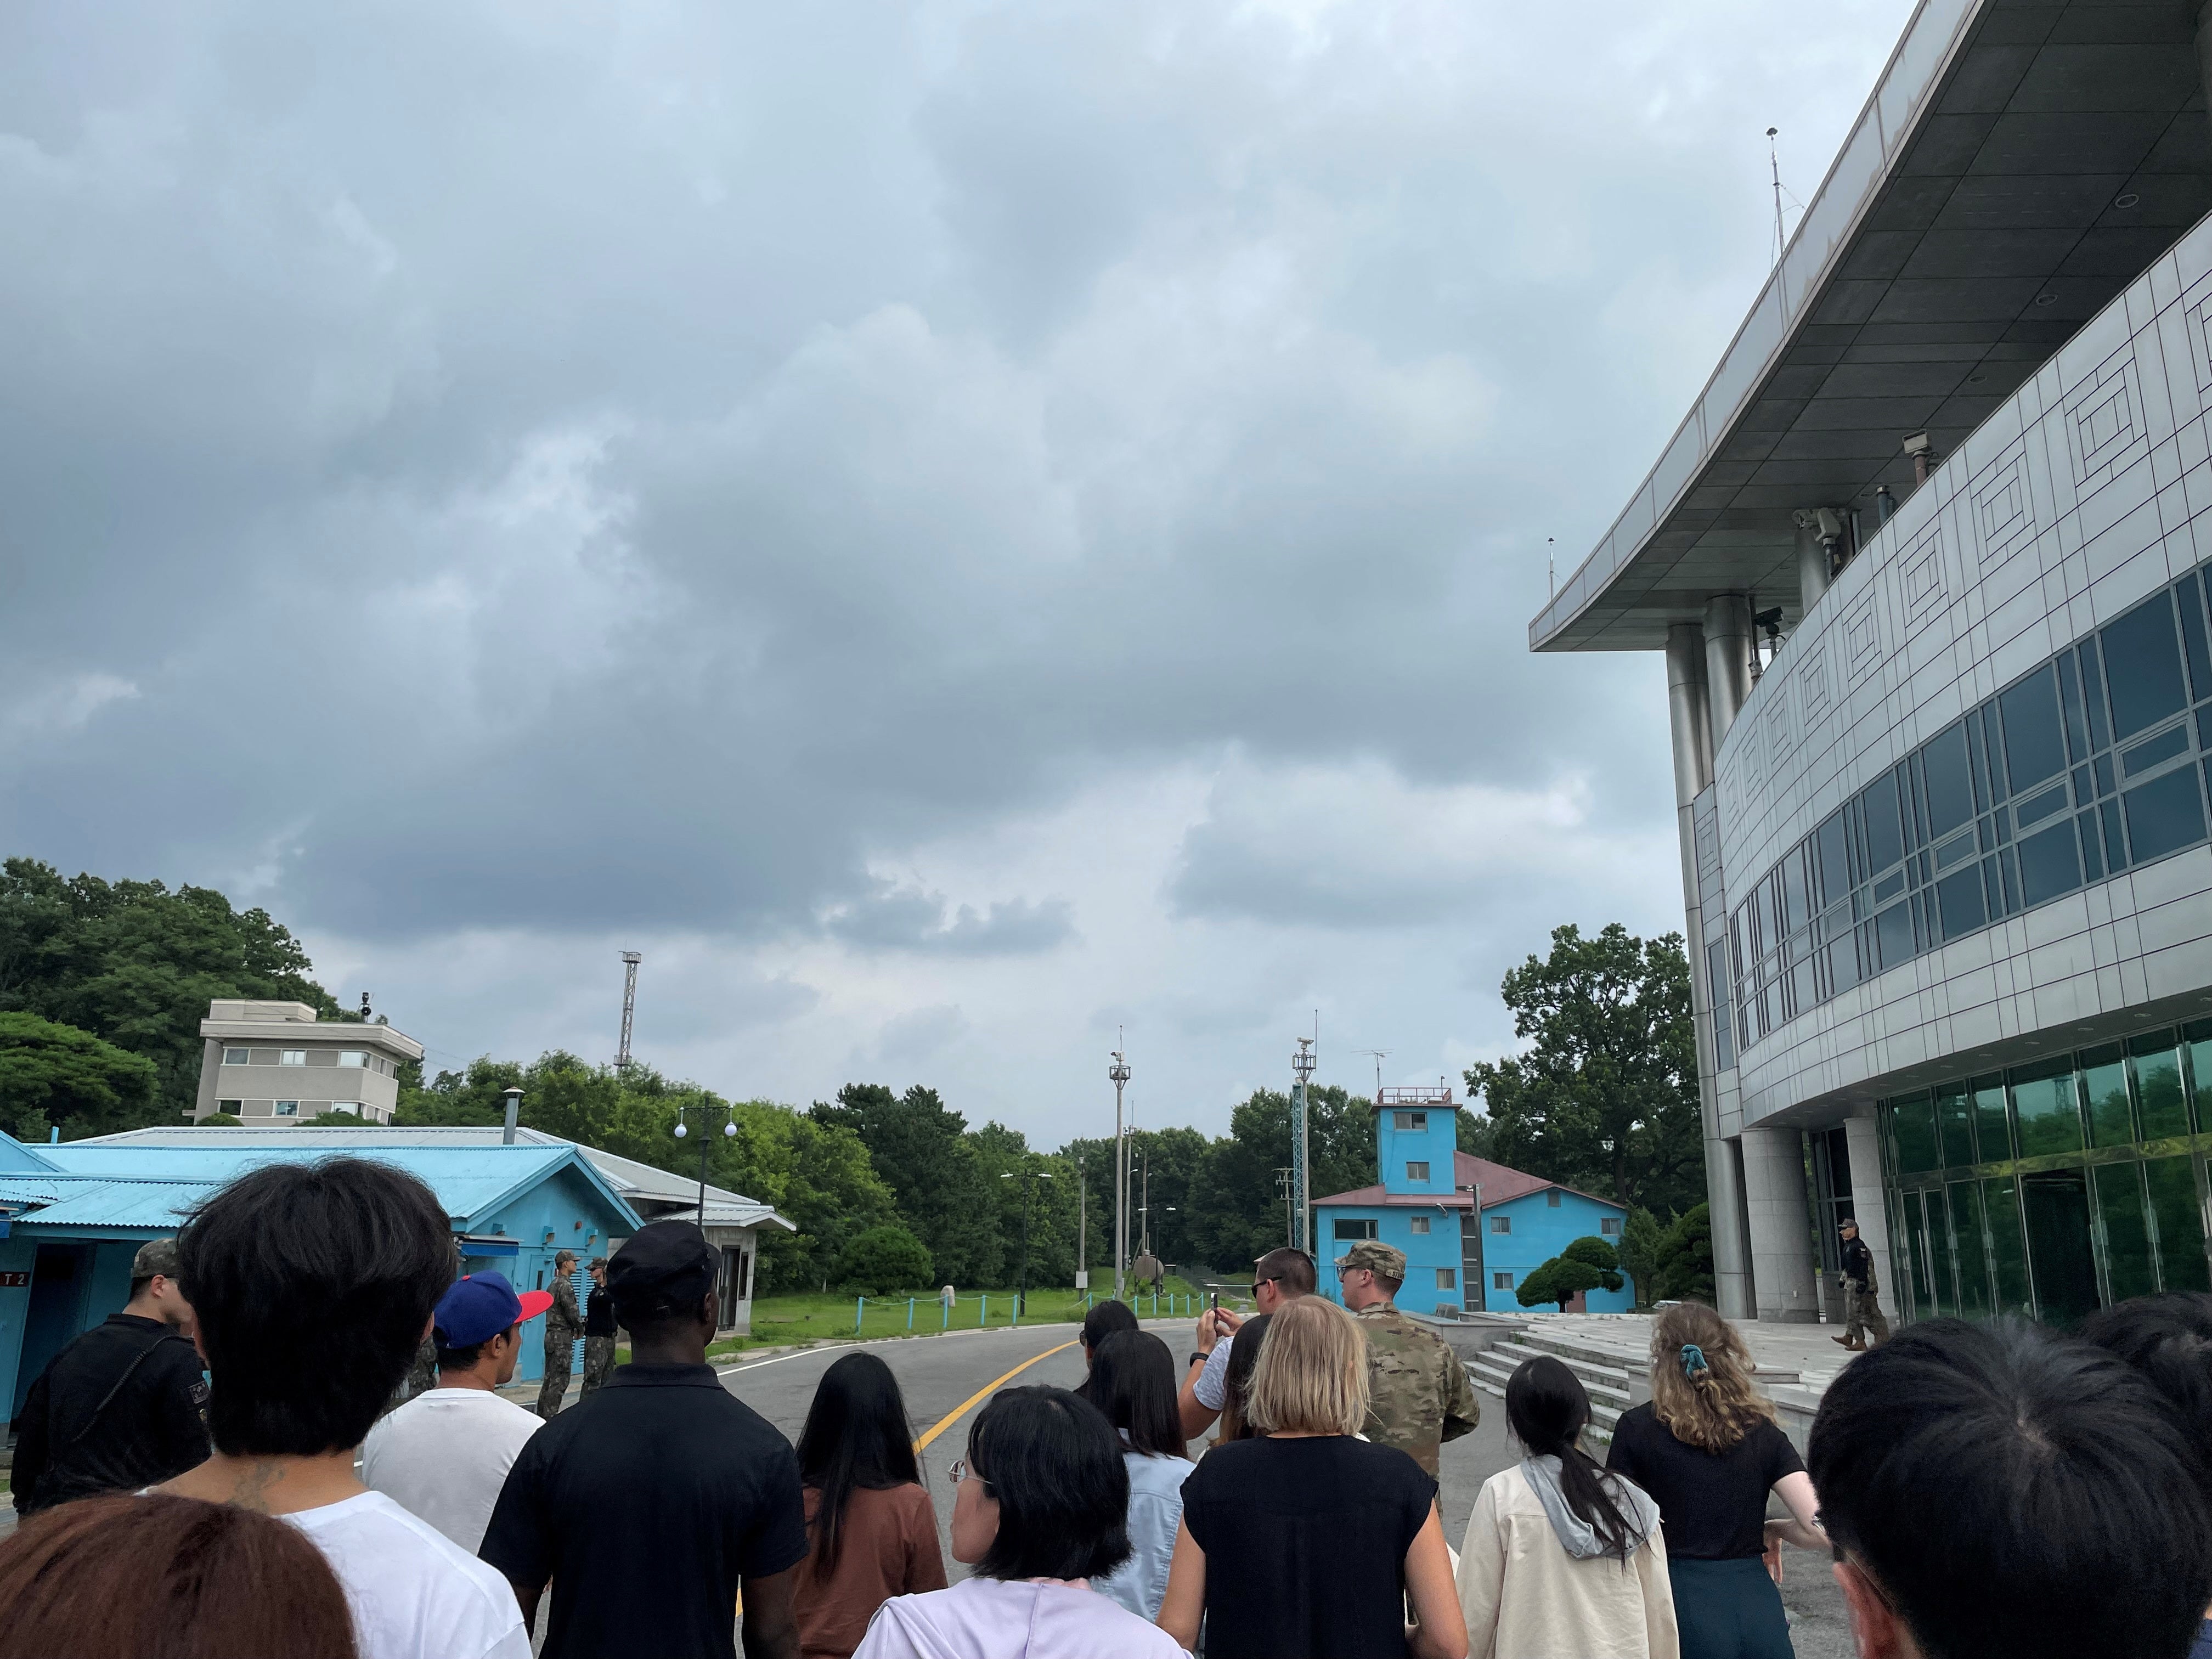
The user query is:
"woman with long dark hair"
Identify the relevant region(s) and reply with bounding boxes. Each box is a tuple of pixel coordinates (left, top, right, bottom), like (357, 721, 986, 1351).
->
(793, 1351, 947, 1659)
(1605, 1304, 1824, 1659)
(1085, 1331, 1194, 1620)
(1458, 1356, 1675, 1659)
(1210, 1312, 1270, 1445)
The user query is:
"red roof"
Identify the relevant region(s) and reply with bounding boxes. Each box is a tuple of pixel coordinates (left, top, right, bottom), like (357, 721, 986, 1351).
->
(1311, 1151, 1620, 1213)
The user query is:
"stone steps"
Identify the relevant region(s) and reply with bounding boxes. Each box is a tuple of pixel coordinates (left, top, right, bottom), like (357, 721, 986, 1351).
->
(1465, 1329, 1646, 1446)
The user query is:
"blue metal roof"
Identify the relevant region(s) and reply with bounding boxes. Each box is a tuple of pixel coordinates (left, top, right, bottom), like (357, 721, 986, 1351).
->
(10, 1142, 644, 1235)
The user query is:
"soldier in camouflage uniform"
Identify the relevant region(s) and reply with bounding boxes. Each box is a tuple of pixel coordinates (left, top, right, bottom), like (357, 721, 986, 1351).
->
(537, 1250, 583, 1418)
(1834, 1218, 1890, 1351)
(1337, 1240, 1480, 1477)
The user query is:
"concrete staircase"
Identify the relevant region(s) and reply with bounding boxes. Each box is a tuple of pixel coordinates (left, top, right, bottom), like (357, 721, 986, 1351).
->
(1463, 1323, 1650, 1446)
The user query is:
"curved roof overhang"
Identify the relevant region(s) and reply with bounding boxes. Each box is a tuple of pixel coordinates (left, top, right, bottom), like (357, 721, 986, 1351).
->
(1530, 0, 2212, 653)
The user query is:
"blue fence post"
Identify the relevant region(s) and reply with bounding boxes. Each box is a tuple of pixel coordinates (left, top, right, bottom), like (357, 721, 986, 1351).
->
(855, 1295, 865, 1333)
(907, 1297, 916, 1331)
(941, 1296, 950, 1330)
(1012, 1294, 1020, 1329)
(980, 1295, 988, 1327)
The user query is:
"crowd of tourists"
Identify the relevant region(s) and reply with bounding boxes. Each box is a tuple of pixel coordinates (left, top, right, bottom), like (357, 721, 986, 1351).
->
(5, 1158, 2212, 1659)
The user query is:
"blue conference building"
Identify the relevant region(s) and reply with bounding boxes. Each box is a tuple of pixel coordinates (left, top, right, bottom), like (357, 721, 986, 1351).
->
(1534, 0, 2212, 1329)
(1313, 1090, 1630, 1315)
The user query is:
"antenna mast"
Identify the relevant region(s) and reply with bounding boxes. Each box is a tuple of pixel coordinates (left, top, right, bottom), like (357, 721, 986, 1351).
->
(616, 952, 642, 1070)
(1768, 127, 1786, 265)
(1356, 1049, 1390, 1102)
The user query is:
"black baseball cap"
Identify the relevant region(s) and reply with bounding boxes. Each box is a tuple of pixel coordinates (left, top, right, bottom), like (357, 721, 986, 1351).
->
(606, 1221, 718, 1313)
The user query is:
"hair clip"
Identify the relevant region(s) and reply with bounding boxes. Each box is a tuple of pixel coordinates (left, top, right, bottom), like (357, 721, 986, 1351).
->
(1681, 1342, 1709, 1377)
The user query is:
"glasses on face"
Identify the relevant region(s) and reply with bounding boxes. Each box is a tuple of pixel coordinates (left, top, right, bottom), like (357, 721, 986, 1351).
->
(946, 1459, 990, 1494)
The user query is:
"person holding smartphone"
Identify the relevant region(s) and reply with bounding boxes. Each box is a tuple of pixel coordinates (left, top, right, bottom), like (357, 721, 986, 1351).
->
(1177, 1249, 1313, 1441)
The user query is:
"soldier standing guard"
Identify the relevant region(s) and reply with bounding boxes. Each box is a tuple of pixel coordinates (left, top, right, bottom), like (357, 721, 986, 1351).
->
(580, 1257, 618, 1401)
(538, 1250, 584, 1418)
(1833, 1218, 1890, 1351)
(1335, 1240, 1480, 1477)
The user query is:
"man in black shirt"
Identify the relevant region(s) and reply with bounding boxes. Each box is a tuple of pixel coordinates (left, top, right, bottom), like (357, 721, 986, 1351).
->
(1833, 1218, 1890, 1351)
(12, 1237, 211, 1513)
(579, 1256, 616, 1402)
(481, 1222, 806, 1659)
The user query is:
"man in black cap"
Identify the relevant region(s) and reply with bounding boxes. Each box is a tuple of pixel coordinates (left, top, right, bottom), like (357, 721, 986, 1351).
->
(12, 1237, 211, 1513)
(480, 1221, 806, 1659)
(1833, 1217, 1889, 1351)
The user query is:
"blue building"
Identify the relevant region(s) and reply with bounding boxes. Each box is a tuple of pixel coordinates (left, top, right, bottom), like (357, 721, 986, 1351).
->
(0, 1131, 646, 1427)
(1313, 1090, 1632, 1315)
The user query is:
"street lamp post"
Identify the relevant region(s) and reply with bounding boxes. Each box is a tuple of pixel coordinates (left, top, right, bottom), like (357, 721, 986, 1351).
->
(999, 1166, 1053, 1315)
(1109, 1048, 1131, 1302)
(673, 1103, 738, 1229)
(1291, 1037, 1316, 1257)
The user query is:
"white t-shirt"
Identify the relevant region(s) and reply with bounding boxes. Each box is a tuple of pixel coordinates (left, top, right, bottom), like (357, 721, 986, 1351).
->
(1195, 1337, 1233, 1410)
(362, 1386, 545, 1555)
(284, 1490, 531, 1659)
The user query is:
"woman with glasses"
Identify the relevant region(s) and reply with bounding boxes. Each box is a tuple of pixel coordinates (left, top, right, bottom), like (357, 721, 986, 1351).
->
(853, 1386, 1184, 1659)
(1157, 1297, 1467, 1659)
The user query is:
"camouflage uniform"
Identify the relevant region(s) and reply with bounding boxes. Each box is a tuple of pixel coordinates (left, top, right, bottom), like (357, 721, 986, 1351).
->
(1343, 1241, 1481, 1479)
(537, 1267, 583, 1419)
(1838, 1230, 1890, 1350)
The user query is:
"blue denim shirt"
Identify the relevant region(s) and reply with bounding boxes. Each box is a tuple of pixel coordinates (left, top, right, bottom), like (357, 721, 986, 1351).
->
(1094, 1448, 1195, 1621)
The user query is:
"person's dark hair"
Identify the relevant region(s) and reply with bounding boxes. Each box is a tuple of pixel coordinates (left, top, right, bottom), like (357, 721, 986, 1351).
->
(1254, 1248, 1316, 1297)
(797, 1351, 922, 1579)
(0, 1493, 359, 1659)
(436, 1337, 488, 1372)
(966, 1386, 1131, 1582)
(128, 1276, 157, 1301)
(1810, 1317, 2212, 1659)
(1215, 1312, 1271, 1442)
(1505, 1356, 1642, 1563)
(1087, 1331, 1187, 1459)
(178, 1158, 455, 1455)
(1080, 1297, 1138, 1358)
(2079, 1291, 2212, 1444)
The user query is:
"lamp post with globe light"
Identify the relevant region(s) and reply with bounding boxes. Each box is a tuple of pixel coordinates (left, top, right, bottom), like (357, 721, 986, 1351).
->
(1109, 1047, 1131, 1301)
(999, 1165, 1053, 1316)
(673, 1103, 737, 1232)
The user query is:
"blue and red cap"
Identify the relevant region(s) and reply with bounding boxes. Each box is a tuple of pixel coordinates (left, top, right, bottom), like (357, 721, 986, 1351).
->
(433, 1271, 556, 1348)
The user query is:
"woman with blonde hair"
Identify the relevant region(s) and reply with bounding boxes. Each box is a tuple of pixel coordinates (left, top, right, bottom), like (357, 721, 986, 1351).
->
(1156, 1297, 1466, 1659)
(1604, 1305, 1825, 1659)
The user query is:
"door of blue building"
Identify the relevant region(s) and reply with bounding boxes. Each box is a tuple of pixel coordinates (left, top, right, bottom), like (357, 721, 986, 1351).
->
(13, 1243, 93, 1419)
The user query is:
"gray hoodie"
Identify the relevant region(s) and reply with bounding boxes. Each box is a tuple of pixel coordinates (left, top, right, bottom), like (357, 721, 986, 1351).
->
(1519, 1454, 1662, 1561)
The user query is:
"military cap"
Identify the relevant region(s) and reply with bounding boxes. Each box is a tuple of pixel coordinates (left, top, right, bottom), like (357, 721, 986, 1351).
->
(607, 1220, 718, 1312)
(1340, 1240, 1408, 1280)
(132, 1237, 182, 1280)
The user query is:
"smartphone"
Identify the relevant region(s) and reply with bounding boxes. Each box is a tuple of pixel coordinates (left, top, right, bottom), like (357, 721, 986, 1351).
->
(1210, 1289, 1219, 1313)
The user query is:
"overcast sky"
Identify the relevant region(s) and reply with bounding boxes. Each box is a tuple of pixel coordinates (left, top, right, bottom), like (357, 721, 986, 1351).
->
(2, 0, 1914, 1144)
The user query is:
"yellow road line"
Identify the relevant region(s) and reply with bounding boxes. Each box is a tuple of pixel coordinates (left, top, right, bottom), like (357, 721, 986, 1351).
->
(913, 1340, 1078, 1452)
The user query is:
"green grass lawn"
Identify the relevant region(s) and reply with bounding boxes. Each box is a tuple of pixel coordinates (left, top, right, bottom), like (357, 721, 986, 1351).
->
(702, 1279, 1211, 1362)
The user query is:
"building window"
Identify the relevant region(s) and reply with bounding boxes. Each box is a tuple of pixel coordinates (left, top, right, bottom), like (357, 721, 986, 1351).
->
(1493, 1272, 1514, 1290)
(1406, 1161, 1430, 1182)
(1546, 1190, 1561, 1207)
(1409, 1216, 1430, 1235)
(279, 1050, 306, 1067)
(328, 1102, 358, 1117)
(1491, 1215, 1511, 1234)
(1601, 1216, 1623, 1236)
(275, 1101, 299, 1117)
(1393, 1110, 1427, 1131)
(1333, 1218, 1378, 1241)
(338, 1051, 367, 1069)
(216, 1099, 242, 1114)
(222, 1047, 250, 1065)
(1436, 1268, 1456, 1290)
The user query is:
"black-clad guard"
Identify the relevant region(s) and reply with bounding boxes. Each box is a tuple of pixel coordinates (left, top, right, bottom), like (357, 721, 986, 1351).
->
(481, 1221, 808, 1659)
(1832, 1218, 1891, 1352)
(12, 1237, 211, 1513)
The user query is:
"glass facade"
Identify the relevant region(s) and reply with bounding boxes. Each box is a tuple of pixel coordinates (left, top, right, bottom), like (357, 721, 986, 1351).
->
(1880, 1020, 2212, 1325)
(1729, 560, 2212, 1056)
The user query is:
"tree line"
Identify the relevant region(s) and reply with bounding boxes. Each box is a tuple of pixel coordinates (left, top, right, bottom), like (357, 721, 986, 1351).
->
(0, 857, 1715, 1301)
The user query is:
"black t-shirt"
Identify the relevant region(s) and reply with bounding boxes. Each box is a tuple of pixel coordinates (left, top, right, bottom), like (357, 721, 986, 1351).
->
(1180, 1435, 1436, 1659)
(12, 1315, 210, 1514)
(479, 1363, 808, 1659)
(584, 1285, 616, 1338)
(1604, 1401, 1804, 1560)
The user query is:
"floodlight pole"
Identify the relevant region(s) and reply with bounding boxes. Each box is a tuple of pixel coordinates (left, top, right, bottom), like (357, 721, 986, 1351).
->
(1291, 1036, 1316, 1257)
(1109, 1048, 1131, 1301)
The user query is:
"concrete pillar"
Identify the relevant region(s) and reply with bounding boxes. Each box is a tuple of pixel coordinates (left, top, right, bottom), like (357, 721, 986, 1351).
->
(1665, 624, 1713, 805)
(1702, 595, 1754, 749)
(1843, 1111, 1897, 1325)
(1793, 510, 1831, 618)
(1740, 1125, 1820, 1322)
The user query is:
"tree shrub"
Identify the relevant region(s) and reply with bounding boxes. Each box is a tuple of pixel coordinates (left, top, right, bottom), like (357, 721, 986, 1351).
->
(834, 1224, 934, 1293)
(1654, 1202, 1715, 1304)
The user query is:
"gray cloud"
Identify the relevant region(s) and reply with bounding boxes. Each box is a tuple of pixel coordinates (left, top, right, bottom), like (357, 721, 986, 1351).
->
(825, 885, 1078, 957)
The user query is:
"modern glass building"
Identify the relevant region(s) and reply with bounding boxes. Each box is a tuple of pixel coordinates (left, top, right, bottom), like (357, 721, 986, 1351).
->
(1532, 0, 2212, 1326)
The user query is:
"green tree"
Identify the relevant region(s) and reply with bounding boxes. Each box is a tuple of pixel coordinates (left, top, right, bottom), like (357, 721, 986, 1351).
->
(835, 1225, 934, 1292)
(1618, 1207, 1664, 1307)
(1463, 923, 1703, 1217)
(1058, 1125, 1210, 1278)
(1515, 1256, 1599, 1311)
(1654, 1203, 1716, 1304)
(0, 858, 347, 1129)
(0, 1011, 160, 1142)
(813, 1085, 1003, 1285)
(1180, 1085, 1379, 1269)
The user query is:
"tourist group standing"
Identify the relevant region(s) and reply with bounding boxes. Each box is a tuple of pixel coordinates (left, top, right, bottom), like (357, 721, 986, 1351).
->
(6, 1192, 2212, 1659)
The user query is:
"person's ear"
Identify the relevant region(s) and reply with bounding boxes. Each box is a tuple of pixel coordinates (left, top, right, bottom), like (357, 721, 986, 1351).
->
(699, 1291, 718, 1332)
(1833, 1558, 1914, 1658)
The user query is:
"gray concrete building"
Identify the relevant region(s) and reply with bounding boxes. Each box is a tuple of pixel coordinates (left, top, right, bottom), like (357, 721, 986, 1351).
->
(191, 1000, 423, 1125)
(1536, 0, 2212, 1327)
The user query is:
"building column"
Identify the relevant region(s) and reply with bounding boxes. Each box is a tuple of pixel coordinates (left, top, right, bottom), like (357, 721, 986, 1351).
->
(1842, 1110, 1897, 1325)
(1702, 595, 1754, 748)
(1664, 623, 1753, 1321)
(1793, 510, 1831, 616)
(1740, 1126, 1819, 1322)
